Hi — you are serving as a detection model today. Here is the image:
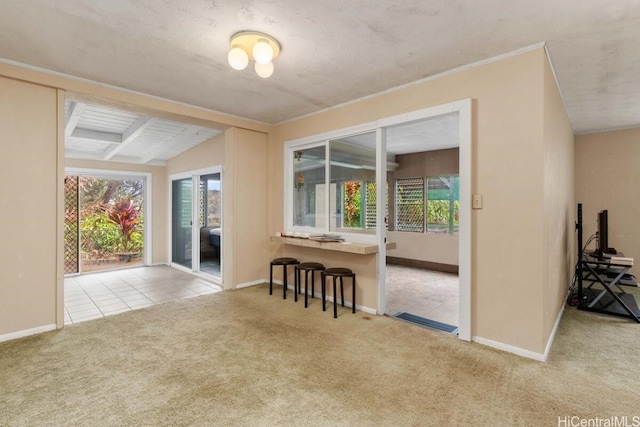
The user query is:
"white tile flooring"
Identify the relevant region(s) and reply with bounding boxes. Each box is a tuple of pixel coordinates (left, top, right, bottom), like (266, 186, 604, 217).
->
(64, 266, 223, 325)
(385, 264, 459, 326)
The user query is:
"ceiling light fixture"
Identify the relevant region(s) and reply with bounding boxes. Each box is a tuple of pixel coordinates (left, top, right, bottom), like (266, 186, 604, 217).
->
(227, 31, 281, 78)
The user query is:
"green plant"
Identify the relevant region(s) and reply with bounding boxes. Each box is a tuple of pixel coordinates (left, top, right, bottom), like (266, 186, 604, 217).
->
(343, 181, 362, 228)
(108, 198, 140, 252)
(80, 213, 122, 258)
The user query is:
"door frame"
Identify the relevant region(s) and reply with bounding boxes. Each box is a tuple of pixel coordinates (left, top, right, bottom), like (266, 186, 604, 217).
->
(169, 165, 223, 283)
(65, 167, 153, 270)
(376, 99, 472, 341)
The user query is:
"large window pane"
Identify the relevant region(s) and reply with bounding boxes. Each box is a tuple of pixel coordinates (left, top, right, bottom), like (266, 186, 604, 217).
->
(292, 146, 326, 228)
(329, 133, 376, 234)
(427, 175, 459, 234)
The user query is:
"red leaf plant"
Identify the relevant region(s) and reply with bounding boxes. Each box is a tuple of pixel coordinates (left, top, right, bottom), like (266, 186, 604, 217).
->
(108, 198, 139, 252)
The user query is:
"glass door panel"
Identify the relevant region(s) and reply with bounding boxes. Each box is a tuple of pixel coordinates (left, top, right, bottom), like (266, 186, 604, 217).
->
(199, 173, 222, 277)
(172, 178, 193, 269)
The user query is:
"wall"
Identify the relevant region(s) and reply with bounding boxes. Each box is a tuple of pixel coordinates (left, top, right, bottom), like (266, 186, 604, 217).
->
(166, 133, 225, 175)
(223, 128, 269, 287)
(270, 48, 560, 354)
(541, 56, 575, 352)
(387, 148, 459, 267)
(0, 76, 61, 338)
(0, 61, 269, 340)
(65, 158, 169, 265)
(575, 127, 640, 276)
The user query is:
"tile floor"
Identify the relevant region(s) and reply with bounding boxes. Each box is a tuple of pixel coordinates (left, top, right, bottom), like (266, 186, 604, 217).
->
(64, 266, 223, 325)
(385, 264, 459, 326)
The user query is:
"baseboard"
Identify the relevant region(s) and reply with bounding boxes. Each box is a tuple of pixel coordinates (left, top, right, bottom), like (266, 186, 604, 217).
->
(478, 292, 567, 362)
(236, 279, 266, 289)
(386, 257, 458, 274)
(263, 281, 377, 314)
(472, 336, 546, 362)
(541, 292, 569, 362)
(0, 324, 57, 344)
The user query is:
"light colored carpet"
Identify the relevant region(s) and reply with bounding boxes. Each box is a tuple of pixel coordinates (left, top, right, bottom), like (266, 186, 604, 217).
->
(1, 283, 639, 426)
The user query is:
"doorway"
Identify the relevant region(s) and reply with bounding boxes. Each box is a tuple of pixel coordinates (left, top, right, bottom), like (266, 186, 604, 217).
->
(170, 167, 223, 282)
(64, 171, 149, 275)
(377, 99, 471, 340)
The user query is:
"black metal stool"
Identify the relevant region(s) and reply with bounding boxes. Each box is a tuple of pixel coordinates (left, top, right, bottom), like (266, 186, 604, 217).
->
(270, 257, 300, 299)
(294, 262, 325, 307)
(322, 267, 356, 318)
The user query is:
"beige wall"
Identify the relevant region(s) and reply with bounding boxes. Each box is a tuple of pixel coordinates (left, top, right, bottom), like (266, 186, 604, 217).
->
(0, 62, 270, 339)
(166, 133, 225, 175)
(270, 48, 568, 353)
(541, 56, 575, 350)
(0, 76, 61, 336)
(65, 158, 169, 265)
(0, 48, 576, 356)
(387, 148, 459, 266)
(575, 127, 640, 276)
(224, 128, 269, 287)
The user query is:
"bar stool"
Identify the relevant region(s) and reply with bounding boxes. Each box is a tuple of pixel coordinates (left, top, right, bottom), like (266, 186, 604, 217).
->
(322, 267, 356, 318)
(294, 262, 325, 307)
(270, 257, 300, 299)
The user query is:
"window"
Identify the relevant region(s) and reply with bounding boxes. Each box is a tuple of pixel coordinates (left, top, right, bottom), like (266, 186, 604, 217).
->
(287, 131, 377, 238)
(292, 145, 326, 228)
(395, 178, 424, 232)
(427, 175, 459, 234)
(394, 175, 459, 235)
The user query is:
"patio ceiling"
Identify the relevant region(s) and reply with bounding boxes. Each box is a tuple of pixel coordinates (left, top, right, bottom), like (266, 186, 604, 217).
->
(64, 101, 222, 166)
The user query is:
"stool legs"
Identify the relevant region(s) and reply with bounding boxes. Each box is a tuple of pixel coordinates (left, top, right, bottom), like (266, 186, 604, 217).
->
(322, 272, 356, 318)
(321, 272, 326, 312)
(332, 276, 338, 318)
(352, 275, 356, 313)
(283, 265, 288, 300)
(269, 264, 273, 295)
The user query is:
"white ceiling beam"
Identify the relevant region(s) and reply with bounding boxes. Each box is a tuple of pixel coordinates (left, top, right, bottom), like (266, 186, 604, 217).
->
(139, 126, 201, 164)
(70, 128, 122, 144)
(102, 116, 156, 161)
(65, 102, 86, 137)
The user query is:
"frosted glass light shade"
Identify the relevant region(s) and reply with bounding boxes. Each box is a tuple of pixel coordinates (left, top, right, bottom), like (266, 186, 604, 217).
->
(254, 61, 274, 78)
(228, 46, 249, 70)
(252, 39, 274, 64)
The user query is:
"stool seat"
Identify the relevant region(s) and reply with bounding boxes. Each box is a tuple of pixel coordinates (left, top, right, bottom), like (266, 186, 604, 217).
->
(272, 257, 300, 265)
(322, 267, 356, 318)
(295, 262, 325, 307)
(324, 267, 353, 276)
(270, 257, 300, 299)
(297, 262, 325, 270)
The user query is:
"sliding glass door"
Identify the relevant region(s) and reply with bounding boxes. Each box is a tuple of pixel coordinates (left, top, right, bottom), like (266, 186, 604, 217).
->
(171, 167, 223, 281)
(172, 178, 193, 270)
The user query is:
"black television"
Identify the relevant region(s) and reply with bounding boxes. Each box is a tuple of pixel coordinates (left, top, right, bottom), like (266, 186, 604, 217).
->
(596, 209, 609, 260)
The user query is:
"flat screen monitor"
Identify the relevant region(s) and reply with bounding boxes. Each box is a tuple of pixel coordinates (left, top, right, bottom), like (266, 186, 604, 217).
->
(597, 209, 609, 259)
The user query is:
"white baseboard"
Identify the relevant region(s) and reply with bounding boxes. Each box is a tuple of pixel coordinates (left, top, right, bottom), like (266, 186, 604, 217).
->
(541, 293, 568, 362)
(236, 279, 266, 289)
(472, 336, 546, 362)
(471, 293, 568, 362)
(0, 324, 57, 344)
(261, 281, 377, 314)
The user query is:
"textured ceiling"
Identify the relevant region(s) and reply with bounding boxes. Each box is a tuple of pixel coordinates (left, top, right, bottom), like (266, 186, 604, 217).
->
(0, 1, 639, 134)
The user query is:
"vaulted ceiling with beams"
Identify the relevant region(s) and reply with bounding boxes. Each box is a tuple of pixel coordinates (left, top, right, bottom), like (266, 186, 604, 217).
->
(64, 101, 221, 165)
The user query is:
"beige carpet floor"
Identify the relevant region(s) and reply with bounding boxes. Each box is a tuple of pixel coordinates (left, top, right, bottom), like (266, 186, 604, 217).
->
(1, 283, 639, 426)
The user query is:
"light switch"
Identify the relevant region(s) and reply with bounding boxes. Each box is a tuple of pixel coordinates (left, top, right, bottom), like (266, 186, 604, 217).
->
(472, 194, 483, 209)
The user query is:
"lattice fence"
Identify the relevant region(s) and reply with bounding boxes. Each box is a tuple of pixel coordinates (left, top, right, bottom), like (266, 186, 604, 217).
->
(64, 176, 79, 274)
